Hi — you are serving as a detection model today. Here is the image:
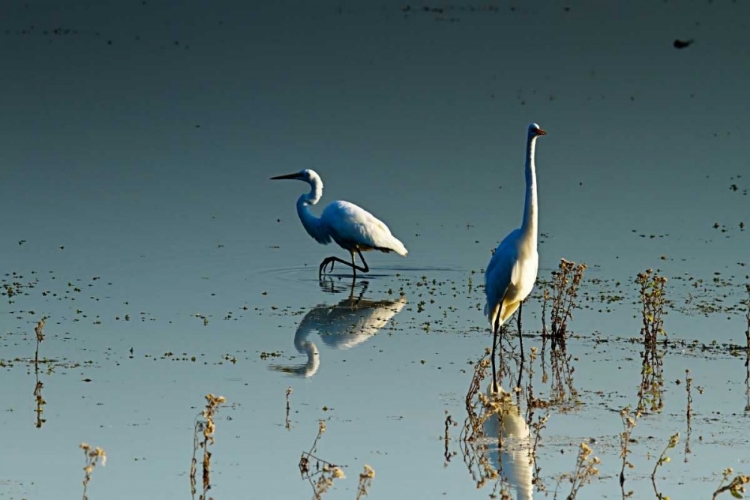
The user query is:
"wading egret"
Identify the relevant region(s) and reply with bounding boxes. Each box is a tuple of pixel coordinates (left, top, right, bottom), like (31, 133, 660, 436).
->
(271, 169, 408, 277)
(484, 123, 546, 391)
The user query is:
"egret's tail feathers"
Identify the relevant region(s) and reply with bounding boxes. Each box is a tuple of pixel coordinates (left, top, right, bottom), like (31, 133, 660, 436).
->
(383, 237, 407, 256)
(394, 242, 408, 257)
(487, 303, 501, 330)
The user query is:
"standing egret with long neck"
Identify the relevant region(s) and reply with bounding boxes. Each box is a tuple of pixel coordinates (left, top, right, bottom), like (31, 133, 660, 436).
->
(484, 123, 546, 391)
(271, 169, 408, 278)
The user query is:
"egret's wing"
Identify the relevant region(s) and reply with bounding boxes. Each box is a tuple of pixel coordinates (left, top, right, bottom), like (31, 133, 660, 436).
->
(321, 201, 407, 255)
(484, 230, 521, 321)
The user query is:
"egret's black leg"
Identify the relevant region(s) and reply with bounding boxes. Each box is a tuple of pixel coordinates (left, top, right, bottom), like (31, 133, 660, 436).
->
(319, 256, 349, 278)
(517, 302, 525, 357)
(319, 250, 370, 278)
(516, 301, 525, 390)
(355, 249, 370, 273)
(491, 316, 500, 394)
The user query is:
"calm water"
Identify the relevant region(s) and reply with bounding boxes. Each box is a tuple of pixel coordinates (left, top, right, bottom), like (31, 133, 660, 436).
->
(2, 1, 750, 499)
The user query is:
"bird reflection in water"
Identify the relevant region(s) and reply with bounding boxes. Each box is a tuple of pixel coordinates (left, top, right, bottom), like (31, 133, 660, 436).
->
(270, 280, 407, 378)
(462, 350, 538, 500)
(483, 384, 534, 500)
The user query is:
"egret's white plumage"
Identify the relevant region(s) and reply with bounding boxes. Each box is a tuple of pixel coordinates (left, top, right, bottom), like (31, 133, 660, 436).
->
(485, 123, 546, 390)
(271, 169, 407, 277)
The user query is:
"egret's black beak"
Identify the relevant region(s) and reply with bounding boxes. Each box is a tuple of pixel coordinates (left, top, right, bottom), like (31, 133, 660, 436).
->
(271, 173, 300, 180)
(536, 128, 547, 136)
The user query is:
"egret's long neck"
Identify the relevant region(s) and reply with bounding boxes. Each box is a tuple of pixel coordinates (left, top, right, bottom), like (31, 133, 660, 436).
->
(296, 176, 329, 243)
(520, 135, 538, 247)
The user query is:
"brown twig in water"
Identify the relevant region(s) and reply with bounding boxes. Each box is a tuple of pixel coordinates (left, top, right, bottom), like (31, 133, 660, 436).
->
(34, 318, 47, 428)
(299, 420, 346, 499)
(651, 432, 679, 499)
(285, 386, 293, 431)
(444, 411, 457, 465)
(618, 406, 641, 497)
(745, 285, 750, 413)
(80, 443, 106, 500)
(712, 468, 750, 499)
(685, 370, 693, 461)
(190, 393, 226, 500)
(355, 464, 376, 500)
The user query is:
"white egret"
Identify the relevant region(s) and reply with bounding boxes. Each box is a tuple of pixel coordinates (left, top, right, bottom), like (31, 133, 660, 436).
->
(484, 123, 546, 391)
(271, 169, 408, 278)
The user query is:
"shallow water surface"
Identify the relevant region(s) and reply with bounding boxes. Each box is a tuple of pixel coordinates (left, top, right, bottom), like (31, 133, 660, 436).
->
(2, 1, 750, 499)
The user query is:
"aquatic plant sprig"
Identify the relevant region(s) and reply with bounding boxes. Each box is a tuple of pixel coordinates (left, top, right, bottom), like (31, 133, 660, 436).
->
(355, 464, 376, 500)
(285, 386, 293, 431)
(559, 441, 600, 500)
(712, 468, 750, 499)
(636, 269, 668, 413)
(80, 442, 106, 500)
(190, 393, 227, 500)
(619, 406, 641, 496)
(299, 420, 346, 499)
(541, 258, 587, 341)
(636, 269, 668, 347)
(33, 317, 47, 428)
(651, 432, 679, 499)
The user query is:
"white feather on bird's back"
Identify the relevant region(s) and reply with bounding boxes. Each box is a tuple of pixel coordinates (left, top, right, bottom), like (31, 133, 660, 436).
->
(321, 201, 408, 256)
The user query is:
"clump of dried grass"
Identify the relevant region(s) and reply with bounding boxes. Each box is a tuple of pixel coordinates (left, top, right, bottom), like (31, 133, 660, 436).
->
(80, 442, 106, 500)
(190, 393, 226, 500)
(541, 259, 587, 342)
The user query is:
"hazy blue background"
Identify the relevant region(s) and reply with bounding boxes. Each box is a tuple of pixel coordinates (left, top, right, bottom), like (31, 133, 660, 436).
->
(1, 1, 749, 499)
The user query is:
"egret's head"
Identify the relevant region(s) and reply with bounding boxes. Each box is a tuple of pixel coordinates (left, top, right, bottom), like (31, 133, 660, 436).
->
(270, 169, 319, 183)
(528, 123, 547, 138)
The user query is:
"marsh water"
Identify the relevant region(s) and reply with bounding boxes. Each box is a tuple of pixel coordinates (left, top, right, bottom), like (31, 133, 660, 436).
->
(2, 1, 750, 499)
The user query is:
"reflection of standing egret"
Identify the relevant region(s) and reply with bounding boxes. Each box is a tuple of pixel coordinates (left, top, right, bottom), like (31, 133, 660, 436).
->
(270, 288, 407, 378)
(484, 384, 534, 500)
(271, 169, 408, 278)
(485, 123, 546, 391)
